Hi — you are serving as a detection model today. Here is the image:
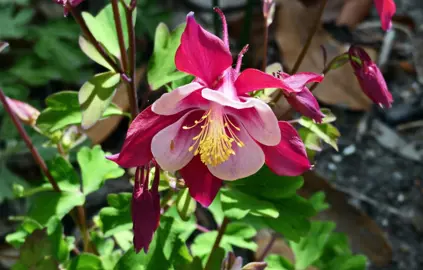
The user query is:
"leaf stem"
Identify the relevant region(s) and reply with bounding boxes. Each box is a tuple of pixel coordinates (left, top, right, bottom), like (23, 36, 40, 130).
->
(272, 0, 328, 105)
(256, 232, 278, 261)
(0, 89, 60, 192)
(68, 4, 122, 74)
(290, 0, 328, 74)
(111, 0, 129, 72)
(122, 2, 139, 119)
(262, 19, 269, 72)
(205, 217, 230, 270)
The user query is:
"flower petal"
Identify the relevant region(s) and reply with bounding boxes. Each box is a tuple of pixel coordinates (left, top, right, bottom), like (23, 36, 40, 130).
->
(151, 110, 203, 172)
(152, 82, 207, 115)
(234, 68, 297, 95)
(202, 88, 255, 109)
(261, 121, 311, 176)
(283, 72, 324, 89)
(286, 87, 325, 123)
(175, 12, 233, 86)
(226, 98, 280, 146)
(107, 106, 184, 168)
(207, 125, 265, 180)
(374, 0, 396, 31)
(179, 156, 222, 207)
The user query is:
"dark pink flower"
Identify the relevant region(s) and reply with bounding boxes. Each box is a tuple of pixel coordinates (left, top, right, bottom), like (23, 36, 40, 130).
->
(349, 46, 393, 108)
(108, 10, 312, 207)
(131, 165, 160, 253)
(5, 97, 40, 126)
(275, 71, 324, 123)
(374, 0, 396, 31)
(54, 0, 84, 16)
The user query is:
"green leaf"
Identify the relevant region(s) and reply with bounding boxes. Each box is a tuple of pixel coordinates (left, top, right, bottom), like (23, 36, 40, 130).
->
(229, 166, 304, 200)
(77, 145, 124, 195)
(265, 255, 294, 270)
(45, 156, 80, 192)
(14, 229, 58, 270)
(191, 222, 257, 263)
(147, 23, 187, 90)
(323, 255, 367, 270)
(265, 195, 316, 242)
(327, 53, 349, 71)
(0, 164, 28, 203)
(114, 216, 193, 270)
(320, 108, 337, 123)
(290, 221, 336, 270)
(79, 36, 114, 71)
(36, 91, 126, 133)
(176, 188, 196, 221)
(170, 75, 194, 91)
(113, 230, 133, 251)
(68, 253, 103, 270)
(298, 127, 322, 152)
(79, 72, 121, 129)
(49, 222, 70, 262)
(220, 188, 279, 220)
(208, 193, 224, 225)
(163, 206, 196, 241)
(298, 117, 340, 151)
(27, 191, 85, 230)
(82, 2, 136, 58)
(100, 193, 132, 236)
(309, 191, 330, 213)
(0, 7, 33, 39)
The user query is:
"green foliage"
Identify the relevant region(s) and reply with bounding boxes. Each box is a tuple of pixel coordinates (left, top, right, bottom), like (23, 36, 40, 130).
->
(77, 145, 125, 195)
(298, 116, 340, 151)
(0, 7, 34, 39)
(12, 229, 58, 270)
(36, 91, 126, 133)
(82, 2, 136, 58)
(79, 72, 121, 129)
(100, 192, 132, 237)
(147, 23, 188, 90)
(265, 255, 294, 270)
(191, 223, 257, 263)
(290, 221, 336, 270)
(176, 188, 197, 221)
(0, 163, 28, 203)
(223, 166, 316, 242)
(114, 216, 193, 270)
(68, 253, 103, 270)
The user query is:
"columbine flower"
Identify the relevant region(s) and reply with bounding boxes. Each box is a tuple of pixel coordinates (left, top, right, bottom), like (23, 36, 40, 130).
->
(374, 0, 396, 31)
(108, 9, 315, 207)
(54, 0, 84, 16)
(348, 46, 393, 108)
(5, 97, 40, 126)
(274, 71, 324, 122)
(132, 164, 160, 253)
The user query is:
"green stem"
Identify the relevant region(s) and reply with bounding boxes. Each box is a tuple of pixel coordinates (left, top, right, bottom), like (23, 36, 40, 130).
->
(205, 217, 230, 270)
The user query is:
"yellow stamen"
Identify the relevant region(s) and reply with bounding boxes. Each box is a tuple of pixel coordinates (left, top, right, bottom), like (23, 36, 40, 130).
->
(183, 109, 244, 166)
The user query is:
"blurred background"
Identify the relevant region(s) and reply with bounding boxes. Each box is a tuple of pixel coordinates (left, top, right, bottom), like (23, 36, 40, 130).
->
(1, 0, 423, 269)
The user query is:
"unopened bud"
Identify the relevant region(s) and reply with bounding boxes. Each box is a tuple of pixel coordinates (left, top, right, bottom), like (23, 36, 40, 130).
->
(5, 97, 40, 126)
(262, 0, 276, 27)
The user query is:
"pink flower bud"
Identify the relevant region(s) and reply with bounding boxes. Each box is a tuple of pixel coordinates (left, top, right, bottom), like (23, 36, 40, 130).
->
(131, 164, 160, 253)
(262, 0, 276, 26)
(53, 0, 84, 16)
(374, 0, 396, 31)
(5, 97, 40, 126)
(348, 46, 393, 108)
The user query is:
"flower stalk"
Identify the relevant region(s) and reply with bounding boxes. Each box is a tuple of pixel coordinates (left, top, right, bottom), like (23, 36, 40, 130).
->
(205, 217, 230, 270)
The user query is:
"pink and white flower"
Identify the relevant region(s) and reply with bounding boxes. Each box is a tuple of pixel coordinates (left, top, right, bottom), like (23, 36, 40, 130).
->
(108, 10, 320, 207)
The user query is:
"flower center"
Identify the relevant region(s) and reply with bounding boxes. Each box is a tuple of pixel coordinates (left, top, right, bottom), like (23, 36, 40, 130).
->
(183, 109, 244, 167)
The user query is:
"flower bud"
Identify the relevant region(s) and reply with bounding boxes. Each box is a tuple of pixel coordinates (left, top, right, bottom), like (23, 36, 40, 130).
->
(5, 97, 40, 126)
(348, 46, 393, 108)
